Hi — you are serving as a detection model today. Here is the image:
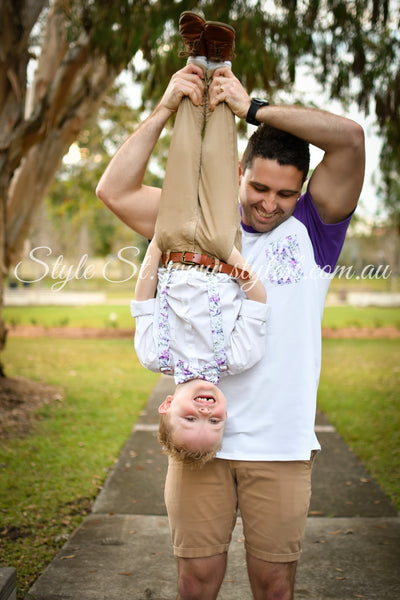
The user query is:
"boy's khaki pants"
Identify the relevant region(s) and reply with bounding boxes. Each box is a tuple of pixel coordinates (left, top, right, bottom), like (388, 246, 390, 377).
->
(155, 80, 240, 263)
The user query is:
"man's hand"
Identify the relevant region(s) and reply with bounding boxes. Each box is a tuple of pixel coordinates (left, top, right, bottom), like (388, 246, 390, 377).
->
(208, 67, 251, 118)
(160, 63, 205, 115)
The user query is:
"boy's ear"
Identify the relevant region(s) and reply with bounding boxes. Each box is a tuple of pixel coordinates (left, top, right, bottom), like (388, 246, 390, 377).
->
(158, 395, 173, 414)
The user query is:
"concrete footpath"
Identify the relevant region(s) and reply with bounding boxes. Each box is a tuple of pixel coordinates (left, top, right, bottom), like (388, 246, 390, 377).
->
(25, 377, 400, 600)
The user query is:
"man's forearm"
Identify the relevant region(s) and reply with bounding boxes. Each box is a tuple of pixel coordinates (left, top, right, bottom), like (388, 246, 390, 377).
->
(134, 238, 162, 301)
(252, 104, 362, 155)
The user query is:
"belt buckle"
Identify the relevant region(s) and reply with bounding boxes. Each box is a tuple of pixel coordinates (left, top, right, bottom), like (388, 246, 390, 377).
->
(180, 252, 196, 266)
(160, 366, 174, 375)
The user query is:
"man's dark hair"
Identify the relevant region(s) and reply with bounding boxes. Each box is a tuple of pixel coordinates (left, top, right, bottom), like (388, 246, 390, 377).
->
(241, 124, 310, 183)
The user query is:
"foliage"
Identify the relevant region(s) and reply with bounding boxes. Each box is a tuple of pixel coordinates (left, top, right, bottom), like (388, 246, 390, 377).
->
(377, 118, 400, 233)
(45, 84, 144, 256)
(2, 0, 400, 246)
(299, 0, 400, 227)
(45, 83, 168, 257)
(47, 0, 400, 246)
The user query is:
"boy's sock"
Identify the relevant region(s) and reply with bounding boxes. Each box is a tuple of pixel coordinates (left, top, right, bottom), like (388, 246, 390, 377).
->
(208, 60, 232, 70)
(187, 55, 208, 70)
(187, 57, 231, 71)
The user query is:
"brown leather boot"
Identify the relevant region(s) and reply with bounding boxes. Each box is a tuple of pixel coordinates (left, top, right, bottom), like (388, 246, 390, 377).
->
(204, 21, 236, 62)
(179, 11, 206, 57)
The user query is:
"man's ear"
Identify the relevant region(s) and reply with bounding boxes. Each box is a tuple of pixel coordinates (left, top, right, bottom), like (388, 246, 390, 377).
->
(238, 160, 243, 183)
(158, 395, 173, 414)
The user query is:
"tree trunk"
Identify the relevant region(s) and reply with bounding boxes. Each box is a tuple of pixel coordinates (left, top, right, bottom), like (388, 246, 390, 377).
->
(0, 1, 128, 373)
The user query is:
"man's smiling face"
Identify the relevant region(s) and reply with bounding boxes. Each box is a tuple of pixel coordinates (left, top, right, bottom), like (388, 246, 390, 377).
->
(239, 157, 304, 233)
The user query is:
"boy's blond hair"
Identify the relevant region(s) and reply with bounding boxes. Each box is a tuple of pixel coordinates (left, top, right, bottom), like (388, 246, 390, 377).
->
(158, 413, 221, 468)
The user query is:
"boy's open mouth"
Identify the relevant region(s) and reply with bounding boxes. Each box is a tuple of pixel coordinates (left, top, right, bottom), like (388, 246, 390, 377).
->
(194, 395, 216, 405)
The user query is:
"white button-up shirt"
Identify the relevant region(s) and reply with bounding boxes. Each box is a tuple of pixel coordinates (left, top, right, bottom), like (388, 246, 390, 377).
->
(131, 267, 270, 384)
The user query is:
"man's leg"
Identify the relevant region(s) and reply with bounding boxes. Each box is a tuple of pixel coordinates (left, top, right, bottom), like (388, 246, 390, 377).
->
(234, 459, 314, 600)
(164, 458, 237, 600)
(246, 555, 297, 600)
(177, 554, 227, 600)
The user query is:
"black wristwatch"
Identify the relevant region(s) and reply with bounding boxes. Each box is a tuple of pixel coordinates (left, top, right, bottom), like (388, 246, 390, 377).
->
(246, 98, 269, 126)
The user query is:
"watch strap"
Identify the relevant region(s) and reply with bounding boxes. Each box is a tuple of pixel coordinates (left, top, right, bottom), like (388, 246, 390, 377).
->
(246, 98, 269, 126)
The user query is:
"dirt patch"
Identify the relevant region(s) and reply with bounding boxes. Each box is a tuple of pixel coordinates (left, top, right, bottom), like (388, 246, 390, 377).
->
(322, 326, 400, 338)
(0, 376, 63, 438)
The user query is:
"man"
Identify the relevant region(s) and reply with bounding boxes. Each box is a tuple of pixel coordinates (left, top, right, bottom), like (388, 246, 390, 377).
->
(97, 58, 365, 599)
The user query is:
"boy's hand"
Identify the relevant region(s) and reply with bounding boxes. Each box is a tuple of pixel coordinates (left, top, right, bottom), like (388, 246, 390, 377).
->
(159, 64, 205, 115)
(208, 67, 251, 118)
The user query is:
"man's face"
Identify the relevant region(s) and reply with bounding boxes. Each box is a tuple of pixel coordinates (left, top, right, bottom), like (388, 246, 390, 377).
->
(239, 157, 304, 233)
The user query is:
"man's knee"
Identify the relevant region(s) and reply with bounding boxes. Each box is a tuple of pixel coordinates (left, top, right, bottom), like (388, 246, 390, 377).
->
(177, 554, 227, 600)
(246, 554, 297, 600)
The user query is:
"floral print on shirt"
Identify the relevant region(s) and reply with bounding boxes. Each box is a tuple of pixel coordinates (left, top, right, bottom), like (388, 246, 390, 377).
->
(207, 273, 227, 369)
(265, 234, 304, 285)
(157, 267, 227, 383)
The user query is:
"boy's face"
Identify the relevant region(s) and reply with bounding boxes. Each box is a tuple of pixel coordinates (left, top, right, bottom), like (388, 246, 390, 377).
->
(239, 157, 303, 233)
(159, 379, 227, 452)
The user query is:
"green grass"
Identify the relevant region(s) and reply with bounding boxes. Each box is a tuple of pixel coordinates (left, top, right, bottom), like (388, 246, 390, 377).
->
(322, 305, 400, 330)
(0, 338, 159, 598)
(319, 338, 400, 509)
(1, 335, 400, 597)
(5, 304, 400, 331)
(4, 304, 133, 330)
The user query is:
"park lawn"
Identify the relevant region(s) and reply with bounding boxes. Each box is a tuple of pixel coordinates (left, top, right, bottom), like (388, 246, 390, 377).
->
(4, 304, 400, 331)
(3, 304, 133, 330)
(1, 336, 399, 597)
(0, 338, 159, 599)
(322, 305, 400, 330)
(318, 338, 400, 509)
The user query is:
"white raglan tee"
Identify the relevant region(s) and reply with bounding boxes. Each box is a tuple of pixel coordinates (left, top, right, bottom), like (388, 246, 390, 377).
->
(217, 188, 353, 461)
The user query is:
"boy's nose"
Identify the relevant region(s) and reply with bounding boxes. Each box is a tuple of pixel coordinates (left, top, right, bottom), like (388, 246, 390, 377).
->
(198, 406, 211, 414)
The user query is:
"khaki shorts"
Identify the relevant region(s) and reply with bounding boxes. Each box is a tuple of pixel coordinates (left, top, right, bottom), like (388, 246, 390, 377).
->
(164, 455, 316, 563)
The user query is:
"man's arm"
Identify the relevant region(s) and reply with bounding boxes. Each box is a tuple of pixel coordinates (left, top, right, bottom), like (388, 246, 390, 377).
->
(134, 238, 162, 301)
(96, 64, 205, 239)
(227, 246, 266, 304)
(210, 68, 365, 224)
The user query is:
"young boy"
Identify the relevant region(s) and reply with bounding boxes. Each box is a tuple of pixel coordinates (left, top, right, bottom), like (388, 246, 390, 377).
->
(131, 12, 270, 465)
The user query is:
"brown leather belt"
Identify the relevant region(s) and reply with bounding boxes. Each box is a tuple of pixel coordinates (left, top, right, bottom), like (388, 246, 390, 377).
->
(161, 251, 251, 280)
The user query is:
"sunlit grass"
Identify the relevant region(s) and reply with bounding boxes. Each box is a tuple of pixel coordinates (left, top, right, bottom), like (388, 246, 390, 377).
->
(322, 305, 400, 329)
(4, 304, 400, 331)
(4, 304, 133, 329)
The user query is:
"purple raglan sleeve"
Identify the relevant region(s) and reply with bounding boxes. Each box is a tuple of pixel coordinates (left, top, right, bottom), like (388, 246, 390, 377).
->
(293, 187, 354, 271)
